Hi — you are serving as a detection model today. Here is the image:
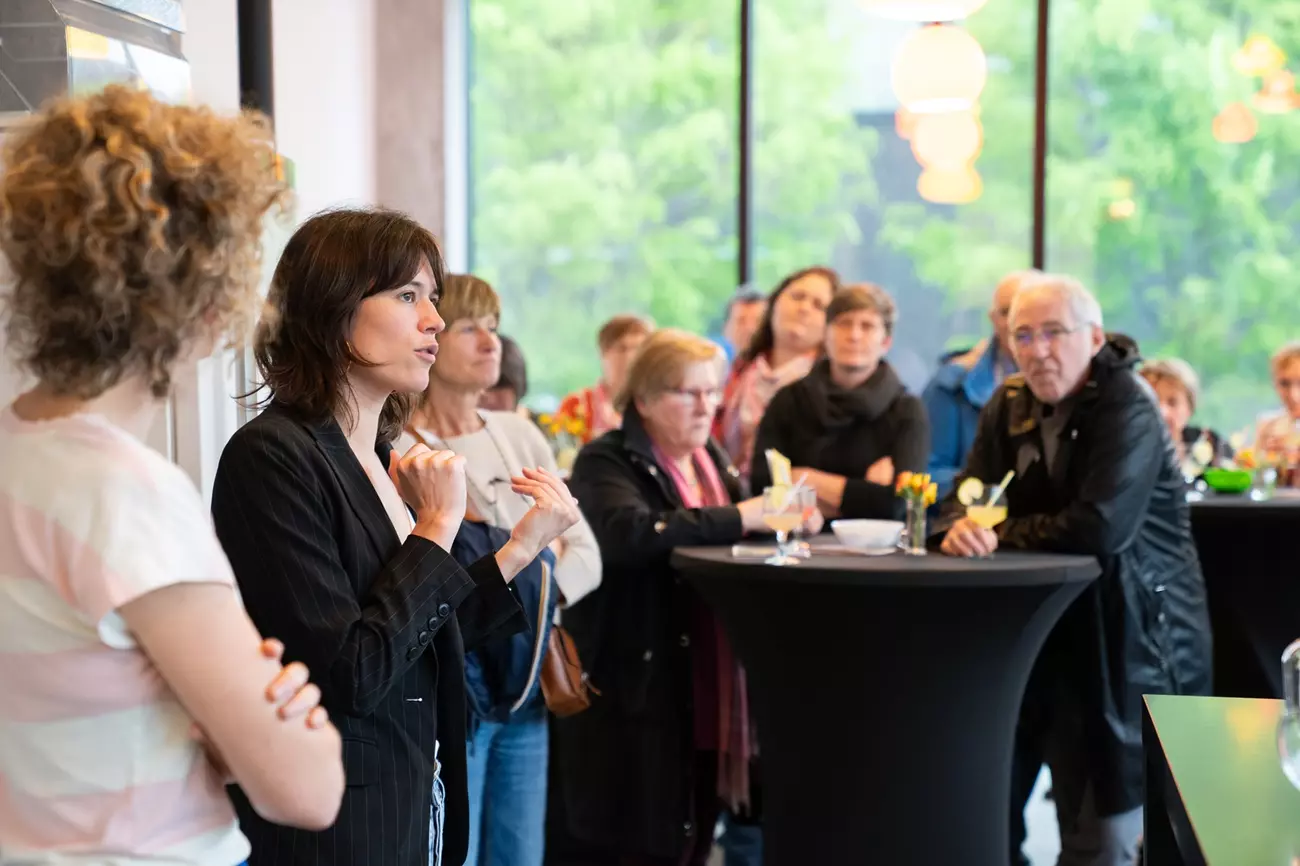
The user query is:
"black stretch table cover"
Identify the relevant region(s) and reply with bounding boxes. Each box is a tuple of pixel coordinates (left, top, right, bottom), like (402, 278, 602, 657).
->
(1190, 496, 1300, 698)
(672, 546, 1099, 866)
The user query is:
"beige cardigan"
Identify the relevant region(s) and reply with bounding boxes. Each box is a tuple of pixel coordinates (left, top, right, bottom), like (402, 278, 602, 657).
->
(395, 411, 602, 606)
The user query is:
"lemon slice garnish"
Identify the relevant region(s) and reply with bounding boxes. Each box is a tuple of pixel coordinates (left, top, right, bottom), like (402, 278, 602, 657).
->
(766, 484, 791, 510)
(957, 477, 985, 506)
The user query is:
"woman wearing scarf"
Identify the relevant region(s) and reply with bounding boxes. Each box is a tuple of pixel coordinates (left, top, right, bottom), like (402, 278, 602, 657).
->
(549, 330, 820, 866)
(716, 267, 837, 484)
(750, 283, 930, 519)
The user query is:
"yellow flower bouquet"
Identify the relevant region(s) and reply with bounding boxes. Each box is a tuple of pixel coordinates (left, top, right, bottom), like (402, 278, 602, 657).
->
(894, 471, 937, 555)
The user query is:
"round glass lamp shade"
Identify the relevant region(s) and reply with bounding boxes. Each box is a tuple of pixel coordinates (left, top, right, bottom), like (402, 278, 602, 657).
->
(917, 166, 983, 204)
(910, 110, 982, 168)
(860, 0, 987, 21)
(1253, 70, 1300, 114)
(1232, 35, 1286, 78)
(892, 24, 988, 114)
(1212, 102, 1258, 143)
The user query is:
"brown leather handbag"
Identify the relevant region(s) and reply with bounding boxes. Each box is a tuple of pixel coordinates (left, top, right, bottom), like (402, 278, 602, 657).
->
(540, 623, 600, 718)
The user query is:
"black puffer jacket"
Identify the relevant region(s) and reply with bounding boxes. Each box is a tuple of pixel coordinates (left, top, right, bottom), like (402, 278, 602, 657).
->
(934, 340, 1212, 816)
(551, 406, 746, 859)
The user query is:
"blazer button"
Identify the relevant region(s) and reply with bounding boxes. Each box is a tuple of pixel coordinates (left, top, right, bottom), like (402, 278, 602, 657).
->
(679, 634, 691, 648)
(642, 650, 654, 662)
(437, 603, 451, 618)
(683, 821, 694, 834)
(406, 646, 422, 661)
(427, 616, 438, 629)
(418, 629, 431, 644)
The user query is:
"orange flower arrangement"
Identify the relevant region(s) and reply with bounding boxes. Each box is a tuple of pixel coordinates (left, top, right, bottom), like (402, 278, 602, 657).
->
(894, 470, 939, 507)
(536, 402, 591, 474)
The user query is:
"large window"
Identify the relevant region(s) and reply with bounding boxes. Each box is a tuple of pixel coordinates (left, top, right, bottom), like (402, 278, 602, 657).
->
(1045, 0, 1297, 432)
(752, 0, 1038, 391)
(468, 0, 739, 405)
(467, 0, 1293, 419)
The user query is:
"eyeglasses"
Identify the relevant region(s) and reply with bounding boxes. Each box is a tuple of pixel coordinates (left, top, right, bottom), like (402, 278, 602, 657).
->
(1012, 324, 1082, 349)
(665, 387, 723, 403)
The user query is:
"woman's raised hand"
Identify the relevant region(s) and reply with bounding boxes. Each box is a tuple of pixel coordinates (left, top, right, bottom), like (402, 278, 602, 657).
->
(509, 467, 582, 559)
(389, 443, 468, 550)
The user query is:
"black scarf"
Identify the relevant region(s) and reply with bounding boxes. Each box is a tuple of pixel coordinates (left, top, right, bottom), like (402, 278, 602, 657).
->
(798, 358, 906, 432)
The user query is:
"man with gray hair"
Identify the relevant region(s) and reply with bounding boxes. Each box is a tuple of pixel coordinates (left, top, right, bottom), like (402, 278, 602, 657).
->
(936, 274, 1211, 866)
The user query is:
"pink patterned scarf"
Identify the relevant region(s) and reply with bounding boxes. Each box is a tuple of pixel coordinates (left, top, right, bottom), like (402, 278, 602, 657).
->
(653, 443, 755, 813)
(720, 352, 816, 479)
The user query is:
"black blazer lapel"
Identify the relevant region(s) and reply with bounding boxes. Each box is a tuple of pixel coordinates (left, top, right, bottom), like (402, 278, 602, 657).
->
(306, 418, 398, 562)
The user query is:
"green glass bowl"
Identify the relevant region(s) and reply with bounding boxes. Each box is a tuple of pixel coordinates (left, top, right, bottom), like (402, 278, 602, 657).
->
(1203, 468, 1253, 494)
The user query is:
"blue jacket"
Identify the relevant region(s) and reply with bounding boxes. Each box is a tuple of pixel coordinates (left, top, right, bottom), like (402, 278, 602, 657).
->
(921, 340, 1010, 500)
(452, 521, 558, 725)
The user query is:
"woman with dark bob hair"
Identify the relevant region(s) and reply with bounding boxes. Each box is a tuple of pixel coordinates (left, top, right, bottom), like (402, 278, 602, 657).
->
(0, 86, 343, 865)
(211, 207, 580, 866)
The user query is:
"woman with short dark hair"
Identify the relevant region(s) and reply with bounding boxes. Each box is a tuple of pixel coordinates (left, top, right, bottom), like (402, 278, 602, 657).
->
(211, 207, 580, 866)
(750, 283, 930, 519)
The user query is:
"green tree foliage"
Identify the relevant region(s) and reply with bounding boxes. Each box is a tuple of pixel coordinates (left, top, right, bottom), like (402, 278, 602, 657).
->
(471, 0, 1293, 430)
(883, 0, 1299, 431)
(470, 0, 873, 402)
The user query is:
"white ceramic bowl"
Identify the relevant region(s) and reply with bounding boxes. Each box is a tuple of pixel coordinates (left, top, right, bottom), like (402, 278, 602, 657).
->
(831, 519, 904, 551)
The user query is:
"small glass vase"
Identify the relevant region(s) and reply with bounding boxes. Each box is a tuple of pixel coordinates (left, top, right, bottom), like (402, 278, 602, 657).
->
(1278, 639, 1300, 789)
(900, 497, 928, 556)
(1251, 466, 1278, 502)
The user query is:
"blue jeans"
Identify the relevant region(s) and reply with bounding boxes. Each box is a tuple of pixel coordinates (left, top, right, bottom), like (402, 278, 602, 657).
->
(718, 811, 763, 866)
(464, 705, 548, 866)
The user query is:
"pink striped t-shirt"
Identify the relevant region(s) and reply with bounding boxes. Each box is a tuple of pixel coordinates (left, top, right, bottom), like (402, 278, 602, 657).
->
(0, 407, 249, 866)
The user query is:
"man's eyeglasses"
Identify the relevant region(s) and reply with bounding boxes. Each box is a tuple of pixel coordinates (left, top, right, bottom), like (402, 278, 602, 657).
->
(1012, 325, 1082, 349)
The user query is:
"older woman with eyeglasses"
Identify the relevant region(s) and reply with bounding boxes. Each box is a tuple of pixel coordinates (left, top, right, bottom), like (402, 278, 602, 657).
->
(1140, 358, 1231, 468)
(550, 329, 820, 866)
(1257, 342, 1300, 459)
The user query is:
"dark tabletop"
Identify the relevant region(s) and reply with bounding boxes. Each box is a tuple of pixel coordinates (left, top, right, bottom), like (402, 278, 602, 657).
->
(672, 540, 1099, 588)
(1146, 695, 1300, 863)
(1191, 493, 1300, 516)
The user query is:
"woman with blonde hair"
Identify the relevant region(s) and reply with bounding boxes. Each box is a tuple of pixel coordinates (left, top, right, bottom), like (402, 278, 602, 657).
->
(398, 273, 602, 866)
(1256, 341, 1300, 458)
(0, 86, 344, 865)
(550, 329, 820, 866)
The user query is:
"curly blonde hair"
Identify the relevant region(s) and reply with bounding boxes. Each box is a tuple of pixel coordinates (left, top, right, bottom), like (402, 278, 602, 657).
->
(0, 85, 286, 399)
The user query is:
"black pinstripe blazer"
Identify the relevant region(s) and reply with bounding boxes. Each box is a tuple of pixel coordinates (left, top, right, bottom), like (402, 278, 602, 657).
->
(211, 403, 525, 866)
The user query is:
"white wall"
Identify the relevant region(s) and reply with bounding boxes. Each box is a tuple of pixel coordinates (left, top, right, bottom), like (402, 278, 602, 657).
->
(273, 0, 378, 220)
(0, 0, 439, 499)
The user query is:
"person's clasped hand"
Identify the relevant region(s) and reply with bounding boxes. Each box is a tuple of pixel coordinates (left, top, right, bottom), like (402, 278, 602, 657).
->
(509, 467, 582, 558)
(388, 443, 469, 549)
(865, 456, 895, 487)
(940, 517, 999, 558)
